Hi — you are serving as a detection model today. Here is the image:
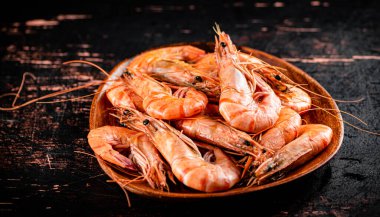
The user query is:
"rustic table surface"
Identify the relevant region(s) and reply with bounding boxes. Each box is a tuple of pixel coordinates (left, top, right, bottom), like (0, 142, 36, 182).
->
(1, 1, 379, 216)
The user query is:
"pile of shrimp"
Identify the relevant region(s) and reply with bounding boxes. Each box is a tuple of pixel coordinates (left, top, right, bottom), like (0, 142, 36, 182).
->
(87, 26, 333, 193)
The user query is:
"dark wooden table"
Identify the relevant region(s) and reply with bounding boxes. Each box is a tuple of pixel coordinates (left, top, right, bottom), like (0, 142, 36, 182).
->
(1, 1, 379, 216)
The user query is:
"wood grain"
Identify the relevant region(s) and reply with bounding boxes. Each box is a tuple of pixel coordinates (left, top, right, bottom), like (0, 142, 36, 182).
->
(1, 1, 379, 216)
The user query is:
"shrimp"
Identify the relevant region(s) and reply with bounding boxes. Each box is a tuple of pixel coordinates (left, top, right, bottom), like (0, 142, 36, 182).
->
(105, 79, 143, 111)
(129, 45, 206, 66)
(214, 27, 281, 133)
(254, 124, 333, 184)
(275, 84, 312, 113)
(87, 126, 173, 190)
(192, 53, 219, 80)
(239, 53, 311, 113)
(87, 126, 137, 171)
(173, 115, 270, 158)
(260, 107, 302, 152)
(121, 108, 241, 192)
(253, 107, 301, 165)
(122, 72, 208, 120)
(128, 46, 220, 99)
(129, 132, 175, 190)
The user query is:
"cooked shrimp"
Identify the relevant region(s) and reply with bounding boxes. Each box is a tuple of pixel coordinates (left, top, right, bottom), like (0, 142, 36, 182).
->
(87, 126, 172, 190)
(105, 79, 144, 111)
(260, 107, 302, 151)
(214, 27, 281, 133)
(87, 126, 137, 171)
(173, 115, 270, 157)
(128, 46, 220, 99)
(129, 45, 205, 67)
(192, 53, 219, 80)
(239, 53, 311, 113)
(121, 108, 241, 192)
(123, 72, 208, 120)
(254, 124, 333, 183)
(275, 84, 311, 113)
(129, 132, 175, 190)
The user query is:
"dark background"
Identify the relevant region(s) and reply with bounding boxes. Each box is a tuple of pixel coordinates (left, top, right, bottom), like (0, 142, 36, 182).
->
(1, 0, 379, 216)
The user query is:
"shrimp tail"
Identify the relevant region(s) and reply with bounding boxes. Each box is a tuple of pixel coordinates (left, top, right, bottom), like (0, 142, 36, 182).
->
(87, 127, 138, 171)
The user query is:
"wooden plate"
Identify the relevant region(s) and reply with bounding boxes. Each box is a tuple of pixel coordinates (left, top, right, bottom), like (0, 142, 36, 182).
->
(89, 42, 344, 199)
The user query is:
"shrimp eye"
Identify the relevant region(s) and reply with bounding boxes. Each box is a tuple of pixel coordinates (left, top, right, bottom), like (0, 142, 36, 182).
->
(244, 140, 251, 146)
(262, 149, 267, 154)
(195, 76, 203, 82)
(143, 119, 150, 125)
(123, 110, 130, 115)
(220, 42, 227, 48)
(275, 75, 281, 80)
(257, 96, 264, 103)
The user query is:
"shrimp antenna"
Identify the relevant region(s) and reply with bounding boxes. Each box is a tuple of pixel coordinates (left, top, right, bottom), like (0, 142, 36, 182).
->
(296, 85, 365, 103)
(238, 52, 365, 104)
(0, 60, 114, 111)
(63, 60, 110, 77)
(213, 22, 222, 34)
(306, 104, 380, 136)
(0, 79, 103, 111)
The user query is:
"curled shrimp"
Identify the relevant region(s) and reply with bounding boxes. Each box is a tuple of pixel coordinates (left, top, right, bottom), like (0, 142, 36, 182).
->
(254, 124, 333, 184)
(214, 27, 281, 133)
(239, 53, 311, 113)
(129, 45, 205, 66)
(87, 126, 137, 171)
(106, 79, 143, 111)
(275, 84, 312, 113)
(129, 132, 175, 190)
(121, 108, 241, 192)
(173, 115, 270, 158)
(122, 72, 208, 120)
(87, 126, 173, 190)
(260, 107, 302, 152)
(128, 45, 220, 99)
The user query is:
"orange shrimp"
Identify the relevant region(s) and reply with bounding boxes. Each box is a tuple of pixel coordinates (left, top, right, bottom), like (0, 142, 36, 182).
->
(173, 115, 269, 157)
(275, 84, 311, 113)
(128, 46, 220, 99)
(129, 132, 175, 190)
(123, 72, 208, 120)
(214, 27, 281, 133)
(129, 45, 205, 67)
(87, 126, 173, 190)
(260, 107, 302, 152)
(105, 79, 144, 111)
(239, 53, 311, 113)
(121, 108, 241, 192)
(254, 124, 333, 183)
(192, 53, 219, 80)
